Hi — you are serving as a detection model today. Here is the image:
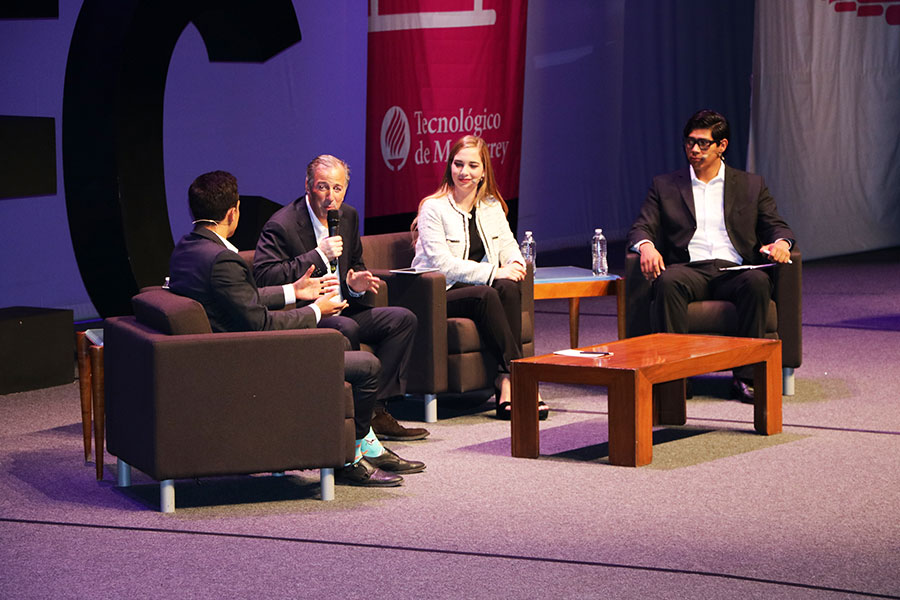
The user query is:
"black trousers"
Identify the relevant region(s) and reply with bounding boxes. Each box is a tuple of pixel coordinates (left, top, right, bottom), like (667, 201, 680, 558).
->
(447, 278, 522, 374)
(344, 350, 380, 439)
(320, 306, 416, 402)
(651, 260, 773, 380)
(651, 260, 773, 337)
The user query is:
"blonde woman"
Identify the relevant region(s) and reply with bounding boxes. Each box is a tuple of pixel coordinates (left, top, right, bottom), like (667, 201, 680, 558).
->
(413, 135, 548, 420)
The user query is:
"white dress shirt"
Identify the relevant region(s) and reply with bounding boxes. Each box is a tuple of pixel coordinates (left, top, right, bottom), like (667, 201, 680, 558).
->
(305, 199, 364, 301)
(688, 160, 743, 264)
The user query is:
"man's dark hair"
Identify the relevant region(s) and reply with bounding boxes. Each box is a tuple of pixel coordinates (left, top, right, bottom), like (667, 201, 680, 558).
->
(683, 109, 730, 142)
(188, 170, 238, 222)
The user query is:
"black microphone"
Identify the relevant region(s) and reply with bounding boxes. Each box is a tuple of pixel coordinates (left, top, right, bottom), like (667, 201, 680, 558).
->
(326, 209, 340, 271)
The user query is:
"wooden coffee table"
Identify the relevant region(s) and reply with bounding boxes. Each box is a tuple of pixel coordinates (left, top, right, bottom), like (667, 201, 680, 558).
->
(510, 333, 782, 467)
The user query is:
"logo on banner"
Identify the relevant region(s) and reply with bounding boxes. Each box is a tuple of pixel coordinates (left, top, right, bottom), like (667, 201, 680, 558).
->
(380, 106, 410, 171)
(825, 0, 900, 25)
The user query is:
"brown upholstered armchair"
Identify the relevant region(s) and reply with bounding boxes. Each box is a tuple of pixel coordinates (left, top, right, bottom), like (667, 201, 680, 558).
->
(361, 231, 535, 422)
(624, 249, 802, 394)
(104, 288, 354, 512)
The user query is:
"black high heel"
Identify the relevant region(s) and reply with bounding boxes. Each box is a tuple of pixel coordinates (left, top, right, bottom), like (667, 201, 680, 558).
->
(495, 385, 511, 420)
(495, 385, 549, 420)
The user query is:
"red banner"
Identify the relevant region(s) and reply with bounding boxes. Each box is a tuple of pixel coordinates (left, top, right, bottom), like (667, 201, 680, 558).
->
(365, 0, 528, 226)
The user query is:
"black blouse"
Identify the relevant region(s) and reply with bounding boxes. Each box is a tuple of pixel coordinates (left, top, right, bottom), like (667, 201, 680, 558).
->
(467, 205, 485, 263)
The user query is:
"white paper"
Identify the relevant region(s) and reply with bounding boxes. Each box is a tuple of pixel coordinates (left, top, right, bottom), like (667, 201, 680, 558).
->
(553, 349, 613, 358)
(718, 263, 777, 271)
(389, 267, 439, 275)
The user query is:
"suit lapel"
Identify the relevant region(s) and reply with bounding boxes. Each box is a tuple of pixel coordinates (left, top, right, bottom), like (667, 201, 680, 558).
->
(723, 164, 744, 236)
(676, 168, 696, 222)
(338, 205, 351, 275)
(294, 196, 320, 252)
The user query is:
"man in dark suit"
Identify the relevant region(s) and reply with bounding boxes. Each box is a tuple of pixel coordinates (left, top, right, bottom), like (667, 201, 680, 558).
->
(169, 170, 425, 486)
(627, 110, 795, 402)
(254, 155, 428, 441)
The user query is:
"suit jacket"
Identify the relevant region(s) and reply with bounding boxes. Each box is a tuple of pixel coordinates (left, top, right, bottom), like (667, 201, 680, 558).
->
(253, 197, 374, 308)
(169, 227, 317, 333)
(627, 165, 795, 266)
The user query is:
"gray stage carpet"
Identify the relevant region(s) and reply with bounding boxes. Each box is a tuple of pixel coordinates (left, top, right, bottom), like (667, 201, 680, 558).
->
(1, 248, 898, 599)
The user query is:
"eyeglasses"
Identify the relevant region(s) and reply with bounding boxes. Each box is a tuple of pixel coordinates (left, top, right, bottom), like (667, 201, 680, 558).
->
(684, 137, 717, 151)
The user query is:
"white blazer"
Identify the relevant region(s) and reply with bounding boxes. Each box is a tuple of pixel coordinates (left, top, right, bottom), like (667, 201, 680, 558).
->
(412, 194, 524, 288)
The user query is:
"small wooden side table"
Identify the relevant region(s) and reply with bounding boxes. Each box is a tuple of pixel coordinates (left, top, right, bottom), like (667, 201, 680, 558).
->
(533, 266, 625, 347)
(76, 330, 105, 480)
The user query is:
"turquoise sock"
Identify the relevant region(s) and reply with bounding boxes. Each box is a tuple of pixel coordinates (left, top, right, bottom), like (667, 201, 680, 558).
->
(359, 427, 386, 458)
(345, 439, 363, 467)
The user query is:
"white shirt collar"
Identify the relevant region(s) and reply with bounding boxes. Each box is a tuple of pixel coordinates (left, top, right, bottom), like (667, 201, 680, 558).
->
(209, 229, 239, 253)
(306, 197, 329, 241)
(689, 159, 725, 185)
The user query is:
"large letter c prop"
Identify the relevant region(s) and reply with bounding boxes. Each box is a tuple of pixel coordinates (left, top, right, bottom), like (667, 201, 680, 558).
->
(63, 0, 301, 317)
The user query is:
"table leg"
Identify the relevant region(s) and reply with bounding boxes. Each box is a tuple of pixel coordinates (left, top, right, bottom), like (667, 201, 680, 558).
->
(90, 346, 105, 480)
(75, 332, 92, 461)
(754, 348, 783, 435)
(608, 371, 653, 467)
(510, 363, 540, 458)
(615, 277, 626, 339)
(653, 379, 687, 426)
(568, 297, 580, 348)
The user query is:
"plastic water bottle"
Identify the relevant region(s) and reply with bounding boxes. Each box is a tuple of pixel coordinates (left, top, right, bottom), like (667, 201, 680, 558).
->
(520, 230, 536, 266)
(591, 228, 608, 276)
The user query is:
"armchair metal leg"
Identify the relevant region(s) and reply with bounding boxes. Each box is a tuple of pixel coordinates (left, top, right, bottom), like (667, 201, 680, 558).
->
(320, 468, 335, 501)
(116, 459, 131, 487)
(160, 479, 175, 513)
(783, 367, 795, 396)
(423, 394, 437, 423)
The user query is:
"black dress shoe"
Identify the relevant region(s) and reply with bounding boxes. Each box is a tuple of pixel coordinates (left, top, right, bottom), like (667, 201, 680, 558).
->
(371, 407, 430, 441)
(731, 378, 755, 404)
(335, 458, 403, 487)
(365, 448, 426, 474)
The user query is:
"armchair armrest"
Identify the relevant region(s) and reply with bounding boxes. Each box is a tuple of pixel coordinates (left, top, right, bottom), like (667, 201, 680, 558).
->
(624, 251, 653, 337)
(374, 269, 449, 395)
(522, 262, 534, 317)
(364, 271, 390, 308)
(772, 249, 802, 368)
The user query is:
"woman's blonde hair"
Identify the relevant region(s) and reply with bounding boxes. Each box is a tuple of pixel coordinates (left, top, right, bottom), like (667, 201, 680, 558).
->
(412, 135, 507, 231)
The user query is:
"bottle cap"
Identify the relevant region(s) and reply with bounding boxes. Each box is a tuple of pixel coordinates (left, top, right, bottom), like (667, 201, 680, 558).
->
(525, 231, 533, 235)
(595, 228, 602, 234)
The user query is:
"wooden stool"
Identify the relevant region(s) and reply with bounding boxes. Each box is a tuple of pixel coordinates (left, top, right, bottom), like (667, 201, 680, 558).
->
(75, 330, 105, 480)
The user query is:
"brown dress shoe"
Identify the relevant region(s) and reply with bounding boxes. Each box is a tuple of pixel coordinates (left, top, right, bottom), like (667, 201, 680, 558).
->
(335, 458, 403, 487)
(365, 448, 426, 473)
(371, 407, 430, 441)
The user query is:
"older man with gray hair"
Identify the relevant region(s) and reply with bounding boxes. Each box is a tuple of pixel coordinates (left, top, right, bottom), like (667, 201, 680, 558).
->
(254, 155, 429, 443)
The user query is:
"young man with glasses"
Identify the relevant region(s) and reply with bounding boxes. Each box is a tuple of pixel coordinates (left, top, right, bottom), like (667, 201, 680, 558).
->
(627, 110, 795, 403)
